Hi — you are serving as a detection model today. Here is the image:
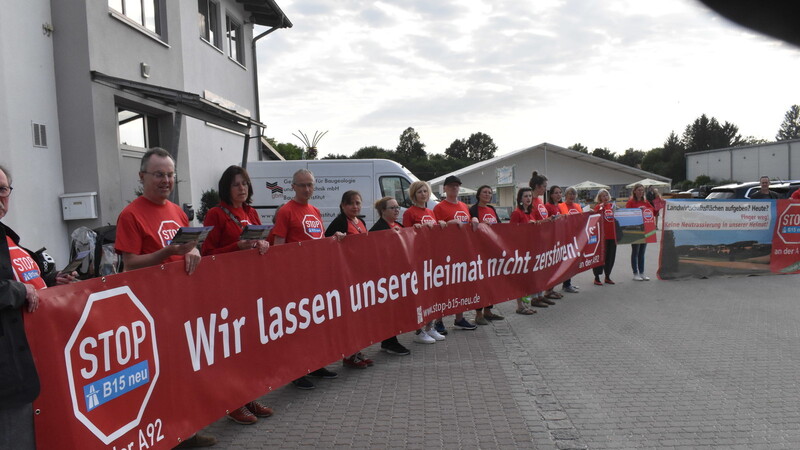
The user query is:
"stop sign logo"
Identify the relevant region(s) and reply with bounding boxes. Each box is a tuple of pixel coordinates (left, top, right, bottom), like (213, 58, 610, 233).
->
(582, 214, 602, 258)
(64, 286, 160, 444)
(777, 203, 800, 245)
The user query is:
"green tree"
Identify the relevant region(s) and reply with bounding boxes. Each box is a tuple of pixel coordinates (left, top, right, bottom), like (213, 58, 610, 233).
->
(569, 143, 589, 153)
(352, 145, 396, 160)
(591, 147, 616, 161)
(266, 137, 304, 160)
(617, 148, 645, 168)
(641, 147, 667, 177)
(682, 114, 743, 153)
(322, 154, 350, 159)
(465, 132, 497, 161)
(694, 175, 712, 186)
(776, 105, 800, 140)
(445, 139, 469, 160)
(396, 127, 427, 164)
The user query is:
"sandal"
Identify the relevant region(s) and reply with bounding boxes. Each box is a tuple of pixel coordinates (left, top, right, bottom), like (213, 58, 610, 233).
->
(516, 307, 536, 315)
(544, 292, 563, 300)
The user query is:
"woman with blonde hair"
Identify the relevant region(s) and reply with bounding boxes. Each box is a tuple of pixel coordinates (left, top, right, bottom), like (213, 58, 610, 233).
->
(403, 181, 447, 344)
(592, 189, 617, 286)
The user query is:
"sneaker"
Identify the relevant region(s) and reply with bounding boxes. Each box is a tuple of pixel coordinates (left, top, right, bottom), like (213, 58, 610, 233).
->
(309, 367, 338, 379)
(641, 274, 650, 281)
(175, 433, 217, 448)
(292, 377, 315, 390)
(434, 320, 449, 335)
(227, 406, 257, 425)
(633, 274, 643, 281)
(426, 327, 446, 341)
(343, 355, 369, 369)
(414, 329, 436, 344)
(485, 312, 505, 321)
(454, 317, 478, 330)
(474, 316, 490, 325)
(563, 285, 579, 294)
(245, 401, 273, 417)
(381, 340, 410, 355)
(356, 352, 374, 366)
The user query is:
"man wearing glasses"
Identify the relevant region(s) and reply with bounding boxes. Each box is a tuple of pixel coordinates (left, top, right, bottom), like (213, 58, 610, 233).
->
(272, 168, 339, 389)
(114, 148, 214, 448)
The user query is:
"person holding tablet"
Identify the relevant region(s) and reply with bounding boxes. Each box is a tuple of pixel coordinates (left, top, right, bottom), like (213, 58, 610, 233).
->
(201, 165, 271, 426)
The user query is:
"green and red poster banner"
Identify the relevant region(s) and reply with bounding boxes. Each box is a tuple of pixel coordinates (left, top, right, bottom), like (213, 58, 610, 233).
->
(771, 199, 800, 274)
(26, 213, 602, 449)
(658, 199, 800, 279)
(615, 207, 657, 245)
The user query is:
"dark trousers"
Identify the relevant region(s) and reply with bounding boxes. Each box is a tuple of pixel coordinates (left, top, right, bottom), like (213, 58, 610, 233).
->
(0, 403, 35, 450)
(631, 243, 647, 274)
(593, 239, 617, 279)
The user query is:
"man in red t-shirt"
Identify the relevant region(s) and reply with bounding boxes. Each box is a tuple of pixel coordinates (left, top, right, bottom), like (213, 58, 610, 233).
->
(116, 148, 201, 274)
(433, 176, 478, 332)
(272, 169, 340, 389)
(114, 148, 214, 449)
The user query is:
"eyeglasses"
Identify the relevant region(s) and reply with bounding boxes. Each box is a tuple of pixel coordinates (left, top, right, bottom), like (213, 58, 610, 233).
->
(143, 171, 177, 180)
(0, 186, 12, 197)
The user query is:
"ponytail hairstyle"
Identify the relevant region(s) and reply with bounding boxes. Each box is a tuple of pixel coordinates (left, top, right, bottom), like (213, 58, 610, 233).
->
(529, 171, 547, 190)
(516, 187, 533, 214)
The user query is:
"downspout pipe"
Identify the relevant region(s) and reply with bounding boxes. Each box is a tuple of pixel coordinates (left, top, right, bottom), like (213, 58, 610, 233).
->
(250, 26, 279, 163)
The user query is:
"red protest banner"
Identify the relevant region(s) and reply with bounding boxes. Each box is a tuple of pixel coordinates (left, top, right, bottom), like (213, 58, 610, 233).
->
(27, 213, 602, 449)
(642, 207, 657, 244)
(771, 199, 800, 274)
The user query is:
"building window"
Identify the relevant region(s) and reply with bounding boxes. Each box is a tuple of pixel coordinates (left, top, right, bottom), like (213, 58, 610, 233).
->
(32, 123, 48, 148)
(198, 0, 220, 48)
(226, 15, 244, 66)
(109, 0, 161, 36)
(118, 109, 159, 149)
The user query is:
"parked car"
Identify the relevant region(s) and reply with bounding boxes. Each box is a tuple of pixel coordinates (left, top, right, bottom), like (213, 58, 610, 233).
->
(679, 188, 700, 198)
(706, 180, 800, 199)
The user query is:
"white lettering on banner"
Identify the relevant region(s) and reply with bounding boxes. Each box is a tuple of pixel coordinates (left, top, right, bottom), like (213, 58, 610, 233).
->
(256, 291, 342, 344)
(348, 271, 419, 312)
(531, 237, 580, 272)
(664, 200, 772, 231)
(79, 321, 146, 379)
(183, 308, 246, 372)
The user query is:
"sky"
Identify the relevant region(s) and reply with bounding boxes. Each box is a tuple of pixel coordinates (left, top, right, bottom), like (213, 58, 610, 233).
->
(255, 0, 800, 159)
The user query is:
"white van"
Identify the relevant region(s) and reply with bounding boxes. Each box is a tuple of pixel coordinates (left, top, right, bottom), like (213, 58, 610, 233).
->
(246, 159, 433, 228)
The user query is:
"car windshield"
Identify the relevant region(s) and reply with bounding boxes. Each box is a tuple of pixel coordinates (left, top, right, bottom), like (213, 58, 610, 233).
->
(706, 191, 734, 199)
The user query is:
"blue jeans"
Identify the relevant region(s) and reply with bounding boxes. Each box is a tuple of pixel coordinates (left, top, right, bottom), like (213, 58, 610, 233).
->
(631, 243, 646, 274)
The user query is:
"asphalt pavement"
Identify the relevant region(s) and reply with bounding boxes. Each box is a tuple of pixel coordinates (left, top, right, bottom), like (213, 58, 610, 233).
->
(204, 241, 800, 449)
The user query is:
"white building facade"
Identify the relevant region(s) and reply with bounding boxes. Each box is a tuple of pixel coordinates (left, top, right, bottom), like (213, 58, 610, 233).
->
(0, 0, 291, 264)
(685, 139, 800, 182)
(429, 143, 671, 207)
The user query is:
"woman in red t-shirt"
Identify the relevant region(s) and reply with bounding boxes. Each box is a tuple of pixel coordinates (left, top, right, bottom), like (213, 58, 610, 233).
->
(404, 181, 447, 345)
(626, 183, 651, 281)
(201, 165, 272, 425)
(325, 191, 376, 368)
(510, 187, 537, 315)
(527, 172, 556, 308)
(592, 189, 617, 286)
(468, 186, 505, 324)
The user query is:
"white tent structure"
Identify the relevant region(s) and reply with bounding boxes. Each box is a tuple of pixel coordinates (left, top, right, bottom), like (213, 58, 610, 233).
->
(626, 178, 671, 189)
(571, 180, 611, 191)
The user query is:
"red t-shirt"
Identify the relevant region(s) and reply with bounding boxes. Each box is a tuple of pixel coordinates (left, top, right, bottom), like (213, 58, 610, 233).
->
(347, 218, 367, 234)
(403, 205, 437, 227)
(115, 196, 189, 264)
(791, 189, 800, 200)
(559, 202, 583, 215)
(545, 203, 560, 217)
(594, 202, 617, 241)
(532, 198, 549, 221)
(476, 206, 499, 224)
(510, 209, 535, 224)
(7, 237, 46, 290)
(626, 199, 651, 209)
(201, 202, 262, 255)
(433, 200, 471, 223)
(272, 199, 325, 243)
